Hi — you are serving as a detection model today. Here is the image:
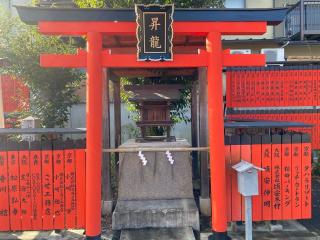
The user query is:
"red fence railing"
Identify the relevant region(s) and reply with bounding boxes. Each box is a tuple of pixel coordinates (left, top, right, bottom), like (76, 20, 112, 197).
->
(0, 131, 312, 230)
(225, 133, 312, 222)
(0, 139, 85, 231)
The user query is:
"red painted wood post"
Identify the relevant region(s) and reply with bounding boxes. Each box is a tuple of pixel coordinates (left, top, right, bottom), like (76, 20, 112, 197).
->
(206, 32, 228, 238)
(86, 31, 103, 239)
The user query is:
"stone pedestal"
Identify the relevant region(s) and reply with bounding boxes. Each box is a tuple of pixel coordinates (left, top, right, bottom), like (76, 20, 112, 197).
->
(112, 139, 199, 231)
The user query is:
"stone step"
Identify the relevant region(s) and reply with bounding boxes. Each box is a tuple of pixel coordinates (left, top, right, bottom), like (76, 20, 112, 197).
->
(112, 199, 199, 231)
(120, 227, 196, 240)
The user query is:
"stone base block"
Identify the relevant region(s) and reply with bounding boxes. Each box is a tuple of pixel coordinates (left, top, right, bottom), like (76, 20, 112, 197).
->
(112, 199, 199, 231)
(269, 222, 284, 232)
(120, 227, 196, 240)
(199, 197, 211, 216)
(118, 139, 193, 201)
(101, 200, 113, 216)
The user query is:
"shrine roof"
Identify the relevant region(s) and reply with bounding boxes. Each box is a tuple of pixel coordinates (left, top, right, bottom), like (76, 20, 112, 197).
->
(124, 84, 183, 101)
(15, 6, 288, 26)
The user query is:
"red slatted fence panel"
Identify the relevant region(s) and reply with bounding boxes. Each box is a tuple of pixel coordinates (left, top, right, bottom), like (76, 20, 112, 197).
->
(19, 141, 32, 230)
(0, 139, 87, 231)
(64, 140, 76, 229)
(30, 141, 42, 230)
(53, 140, 65, 229)
(0, 140, 10, 231)
(7, 141, 21, 230)
(75, 139, 86, 229)
(41, 140, 54, 230)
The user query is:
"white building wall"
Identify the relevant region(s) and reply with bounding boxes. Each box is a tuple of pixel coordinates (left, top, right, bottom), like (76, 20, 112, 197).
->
(0, 0, 31, 15)
(223, 0, 275, 40)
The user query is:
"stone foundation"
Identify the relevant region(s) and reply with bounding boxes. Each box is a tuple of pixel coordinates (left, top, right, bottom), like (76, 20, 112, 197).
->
(112, 139, 199, 231)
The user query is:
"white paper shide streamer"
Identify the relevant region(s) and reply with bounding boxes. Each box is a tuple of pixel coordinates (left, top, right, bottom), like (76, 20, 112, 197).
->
(165, 150, 175, 165)
(138, 151, 147, 166)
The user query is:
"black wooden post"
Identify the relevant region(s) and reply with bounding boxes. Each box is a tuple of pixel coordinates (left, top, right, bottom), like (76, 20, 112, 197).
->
(198, 67, 211, 216)
(113, 75, 121, 162)
(102, 68, 113, 215)
(191, 80, 199, 180)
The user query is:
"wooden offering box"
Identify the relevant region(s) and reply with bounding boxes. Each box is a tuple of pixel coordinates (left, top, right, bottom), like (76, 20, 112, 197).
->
(124, 84, 183, 142)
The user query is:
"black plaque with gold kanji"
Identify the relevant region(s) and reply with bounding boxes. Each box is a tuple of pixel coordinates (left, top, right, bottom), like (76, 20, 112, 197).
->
(135, 4, 174, 61)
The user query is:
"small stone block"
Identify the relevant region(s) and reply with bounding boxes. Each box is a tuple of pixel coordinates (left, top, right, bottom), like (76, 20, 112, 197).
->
(101, 200, 113, 216)
(269, 223, 283, 232)
(199, 197, 211, 217)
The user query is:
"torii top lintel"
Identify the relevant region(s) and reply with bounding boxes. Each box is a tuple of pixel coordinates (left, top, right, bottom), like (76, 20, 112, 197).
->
(16, 6, 287, 35)
(15, 6, 288, 68)
(16, 6, 288, 26)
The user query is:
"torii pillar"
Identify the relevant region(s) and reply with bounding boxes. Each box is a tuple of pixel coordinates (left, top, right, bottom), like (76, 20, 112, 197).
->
(86, 32, 103, 239)
(207, 32, 228, 237)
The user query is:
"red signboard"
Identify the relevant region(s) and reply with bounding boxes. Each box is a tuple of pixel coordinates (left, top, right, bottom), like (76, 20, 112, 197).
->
(226, 66, 320, 149)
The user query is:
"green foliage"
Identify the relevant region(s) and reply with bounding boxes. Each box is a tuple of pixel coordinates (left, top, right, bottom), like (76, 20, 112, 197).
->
(74, 0, 106, 8)
(75, 0, 224, 8)
(121, 123, 140, 140)
(31, 0, 40, 5)
(0, 7, 83, 127)
(119, 77, 139, 121)
(313, 162, 320, 176)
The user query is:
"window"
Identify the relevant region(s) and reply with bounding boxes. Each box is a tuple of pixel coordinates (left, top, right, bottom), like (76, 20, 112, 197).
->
(224, 0, 245, 8)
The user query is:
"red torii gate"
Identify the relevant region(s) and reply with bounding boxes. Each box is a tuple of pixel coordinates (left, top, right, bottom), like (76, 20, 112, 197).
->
(43, 21, 263, 240)
(16, 6, 287, 240)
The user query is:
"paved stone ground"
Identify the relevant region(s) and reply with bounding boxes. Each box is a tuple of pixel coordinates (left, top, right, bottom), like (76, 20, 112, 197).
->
(0, 230, 86, 240)
(299, 177, 320, 236)
(201, 231, 320, 240)
(120, 228, 195, 240)
(1, 178, 319, 239)
(222, 220, 320, 240)
(0, 218, 114, 240)
(2, 221, 319, 240)
(0, 229, 113, 240)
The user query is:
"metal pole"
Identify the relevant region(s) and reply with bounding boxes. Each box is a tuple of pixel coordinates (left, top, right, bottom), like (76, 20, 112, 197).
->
(300, 0, 305, 41)
(245, 196, 253, 240)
